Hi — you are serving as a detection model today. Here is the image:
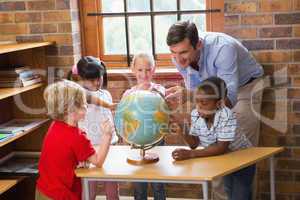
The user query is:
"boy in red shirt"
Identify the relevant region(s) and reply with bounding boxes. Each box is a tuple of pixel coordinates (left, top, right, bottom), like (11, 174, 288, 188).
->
(36, 80, 113, 200)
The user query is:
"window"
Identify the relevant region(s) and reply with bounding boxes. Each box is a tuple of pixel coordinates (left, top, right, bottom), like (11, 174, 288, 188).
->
(80, 0, 224, 68)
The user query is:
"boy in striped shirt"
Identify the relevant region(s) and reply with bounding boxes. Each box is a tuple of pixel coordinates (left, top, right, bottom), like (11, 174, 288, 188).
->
(172, 77, 255, 200)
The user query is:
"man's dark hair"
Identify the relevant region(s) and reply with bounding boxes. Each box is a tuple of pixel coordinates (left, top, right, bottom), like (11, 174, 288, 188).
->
(166, 20, 199, 49)
(197, 77, 227, 100)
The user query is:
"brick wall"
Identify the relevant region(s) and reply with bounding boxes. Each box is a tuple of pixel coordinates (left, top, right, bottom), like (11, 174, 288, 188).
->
(0, 0, 81, 72)
(224, 0, 300, 199)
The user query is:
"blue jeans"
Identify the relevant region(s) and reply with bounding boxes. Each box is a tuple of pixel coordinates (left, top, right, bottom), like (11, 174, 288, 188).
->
(223, 164, 256, 200)
(133, 182, 166, 200)
(134, 140, 165, 200)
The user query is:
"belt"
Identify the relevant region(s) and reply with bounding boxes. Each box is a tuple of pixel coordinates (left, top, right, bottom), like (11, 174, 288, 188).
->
(244, 77, 257, 86)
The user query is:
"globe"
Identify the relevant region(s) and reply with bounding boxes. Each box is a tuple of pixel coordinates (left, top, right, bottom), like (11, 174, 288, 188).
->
(115, 90, 170, 147)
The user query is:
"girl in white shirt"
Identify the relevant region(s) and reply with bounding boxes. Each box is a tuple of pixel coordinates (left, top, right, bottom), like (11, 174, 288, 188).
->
(74, 56, 119, 200)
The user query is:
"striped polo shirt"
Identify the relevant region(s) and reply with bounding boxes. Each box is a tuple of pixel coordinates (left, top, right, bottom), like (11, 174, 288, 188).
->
(189, 106, 252, 151)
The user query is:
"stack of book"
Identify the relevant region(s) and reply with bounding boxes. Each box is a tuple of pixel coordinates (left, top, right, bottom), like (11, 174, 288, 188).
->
(0, 66, 42, 88)
(0, 119, 47, 143)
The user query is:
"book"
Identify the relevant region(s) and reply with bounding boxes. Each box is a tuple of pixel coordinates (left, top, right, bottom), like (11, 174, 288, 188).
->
(0, 76, 42, 88)
(22, 77, 42, 87)
(0, 66, 30, 75)
(0, 119, 47, 134)
(0, 133, 12, 142)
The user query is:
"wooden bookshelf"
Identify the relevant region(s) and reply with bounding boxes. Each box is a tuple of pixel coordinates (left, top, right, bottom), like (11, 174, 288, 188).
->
(0, 41, 52, 199)
(0, 119, 49, 148)
(0, 42, 54, 54)
(0, 179, 18, 194)
(0, 83, 43, 101)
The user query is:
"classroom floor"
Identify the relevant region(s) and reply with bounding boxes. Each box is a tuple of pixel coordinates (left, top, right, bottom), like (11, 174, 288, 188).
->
(96, 197, 198, 200)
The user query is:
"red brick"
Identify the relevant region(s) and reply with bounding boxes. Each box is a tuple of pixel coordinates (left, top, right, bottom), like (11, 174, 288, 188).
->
(260, 131, 279, 146)
(288, 88, 300, 99)
(288, 64, 300, 75)
(59, 46, 74, 55)
(293, 0, 300, 10)
(293, 26, 300, 37)
(0, 13, 14, 23)
(0, 2, 25, 11)
(289, 113, 300, 123)
(293, 77, 300, 86)
(224, 27, 257, 39)
(45, 46, 59, 56)
(294, 51, 300, 62)
(46, 56, 75, 66)
(275, 13, 300, 25)
(15, 12, 41, 23)
(241, 14, 273, 25)
(29, 24, 57, 34)
(242, 40, 274, 50)
(56, 0, 70, 10)
(0, 35, 16, 42)
(44, 34, 73, 45)
(254, 51, 292, 63)
(277, 39, 300, 49)
(57, 23, 72, 32)
(0, 24, 28, 34)
(276, 182, 300, 193)
(260, 0, 292, 12)
(225, 2, 257, 13)
(16, 35, 43, 42)
(224, 15, 239, 26)
(293, 148, 300, 156)
(293, 101, 300, 111)
(260, 27, 292, 38)
(43, 11, 71, 22)
(27, 0, 55, 10)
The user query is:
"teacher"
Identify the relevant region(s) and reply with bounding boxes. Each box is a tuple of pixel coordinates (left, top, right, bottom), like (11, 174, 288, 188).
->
(165, 20, 264, 200)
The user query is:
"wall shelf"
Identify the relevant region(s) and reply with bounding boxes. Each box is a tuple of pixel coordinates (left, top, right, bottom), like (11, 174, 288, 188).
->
(0, 83, 44, 101)
(0, 119, 49, 148)
(0, 42, 54, 54)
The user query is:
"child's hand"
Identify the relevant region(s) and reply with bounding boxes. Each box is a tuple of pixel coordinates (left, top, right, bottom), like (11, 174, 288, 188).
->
(108, 103, 118, 110)
(172, 148, 194, 161)
(101, 118, 114, 138)
(77, 161, 90, 168)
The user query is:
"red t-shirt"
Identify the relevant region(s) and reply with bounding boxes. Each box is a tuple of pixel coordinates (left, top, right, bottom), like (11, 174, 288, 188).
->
(37, 120, 95, 200)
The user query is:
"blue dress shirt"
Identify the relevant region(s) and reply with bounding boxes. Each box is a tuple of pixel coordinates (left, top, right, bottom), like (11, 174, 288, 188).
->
(173, 32, 263, 106)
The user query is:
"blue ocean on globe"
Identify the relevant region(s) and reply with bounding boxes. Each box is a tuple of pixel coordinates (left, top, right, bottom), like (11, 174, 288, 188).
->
(114, 90, 169, 146)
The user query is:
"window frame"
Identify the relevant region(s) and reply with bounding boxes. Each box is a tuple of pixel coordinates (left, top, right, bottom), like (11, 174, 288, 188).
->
(79, 0, 224, 68)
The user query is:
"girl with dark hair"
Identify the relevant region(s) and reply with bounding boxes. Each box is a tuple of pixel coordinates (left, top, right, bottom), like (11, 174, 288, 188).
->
(70, 56, 119, 200)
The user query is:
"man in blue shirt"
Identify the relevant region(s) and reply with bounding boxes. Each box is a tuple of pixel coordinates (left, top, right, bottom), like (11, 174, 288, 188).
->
(166, 21, 264, 200)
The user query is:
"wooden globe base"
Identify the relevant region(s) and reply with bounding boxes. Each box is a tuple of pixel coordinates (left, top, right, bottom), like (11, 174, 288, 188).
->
(127, 152, 159, 165)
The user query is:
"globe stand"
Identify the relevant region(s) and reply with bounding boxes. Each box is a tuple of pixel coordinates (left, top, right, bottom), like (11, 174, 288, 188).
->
(127, 145, 159, 165)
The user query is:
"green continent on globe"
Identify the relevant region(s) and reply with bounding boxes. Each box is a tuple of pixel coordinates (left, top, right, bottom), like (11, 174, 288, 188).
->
(114, 90, 170, 146)
(122, 110, 140, 139)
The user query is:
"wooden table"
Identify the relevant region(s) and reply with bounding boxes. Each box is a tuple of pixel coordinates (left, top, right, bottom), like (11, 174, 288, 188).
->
(75, 145, 284, 200)
(0, 179, 18, 195)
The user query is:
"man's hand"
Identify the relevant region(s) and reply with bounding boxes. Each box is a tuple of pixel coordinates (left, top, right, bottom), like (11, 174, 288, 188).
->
(172, 148, 194, 161)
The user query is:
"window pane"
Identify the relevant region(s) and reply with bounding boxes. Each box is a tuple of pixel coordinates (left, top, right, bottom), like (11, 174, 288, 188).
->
(103, 17, 126, 54)
(127, 0, 149, 12)
(101, 0, 124, 12)
(129, 16, 152, 54)
(181, 14, 206, 32)
(155, 15, 177, 53)
(153, 0, 176, 11)
(180, 0, 205, 10)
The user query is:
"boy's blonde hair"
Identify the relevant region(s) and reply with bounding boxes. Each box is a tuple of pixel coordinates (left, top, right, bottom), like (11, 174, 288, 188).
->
(44, 80, 87, 120)
(131, 53, 155, 70)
